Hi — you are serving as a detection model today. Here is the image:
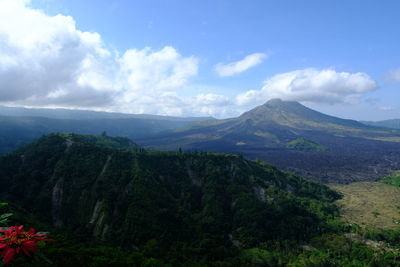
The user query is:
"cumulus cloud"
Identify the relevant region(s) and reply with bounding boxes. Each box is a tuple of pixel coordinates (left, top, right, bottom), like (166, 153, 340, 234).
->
(188, 93, 233, 117)
(0, 0, 114, 106)
(384, 69, 400, 82)
(119, 46, 198, 91)
(236, 68, 378, 107)
(214, 53, 267, 77)
(0, 0, 200, 114)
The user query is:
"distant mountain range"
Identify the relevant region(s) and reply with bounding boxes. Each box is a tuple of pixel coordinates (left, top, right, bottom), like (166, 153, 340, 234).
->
(361, 119, 400, 129)
(0, 106, 214, 154)
(0, 105, 214, 121)
(1, 100, 400, 183)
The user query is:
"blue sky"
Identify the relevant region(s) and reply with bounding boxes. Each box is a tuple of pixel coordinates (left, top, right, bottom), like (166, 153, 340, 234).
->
(1, 0, 399, 120)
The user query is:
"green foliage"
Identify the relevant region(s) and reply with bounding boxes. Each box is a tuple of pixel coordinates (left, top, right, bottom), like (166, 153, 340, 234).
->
(0, 133, 340, 247)
(3, 133, 400, 265)
(380, 170, 400, 187)
(286, 138, 326, 152)
(0, 203, 12, 225)
(0, 213, 12, 225)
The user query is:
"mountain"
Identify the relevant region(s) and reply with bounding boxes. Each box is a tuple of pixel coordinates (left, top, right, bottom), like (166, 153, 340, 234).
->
(2, 100, 400, 184)
(0, 105, 214, 121)
(141, 99, 397, 149)
(139, 99, 400, 183)
(238, 98, 367, 131)
(0, 107, 214, 154)
(362, 119, 400, 129)
(0, 133, 343, 264)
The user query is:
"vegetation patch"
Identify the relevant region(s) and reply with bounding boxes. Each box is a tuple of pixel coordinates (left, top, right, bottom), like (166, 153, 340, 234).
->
(286, 138, 326, 151)
(380, 170, 400, 187)
(329, 182, 400, 229)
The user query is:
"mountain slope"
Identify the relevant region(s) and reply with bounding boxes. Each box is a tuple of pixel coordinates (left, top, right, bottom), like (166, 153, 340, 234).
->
(139, 99, 400, 183)
(362, 119, 400, 129)
(142, 99, 397, 149)
(0, 133, 340, 253)
(239, 98, 367, 130)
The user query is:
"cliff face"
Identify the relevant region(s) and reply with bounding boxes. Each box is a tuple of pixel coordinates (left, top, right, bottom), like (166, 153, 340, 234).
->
(0, 133, 339, 249)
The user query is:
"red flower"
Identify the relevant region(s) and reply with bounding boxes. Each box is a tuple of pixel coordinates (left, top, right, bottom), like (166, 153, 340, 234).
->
(0, 225, 52, 264)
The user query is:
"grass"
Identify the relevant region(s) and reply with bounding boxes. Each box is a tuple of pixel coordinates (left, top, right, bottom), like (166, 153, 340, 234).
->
(329, 182, 400, 229)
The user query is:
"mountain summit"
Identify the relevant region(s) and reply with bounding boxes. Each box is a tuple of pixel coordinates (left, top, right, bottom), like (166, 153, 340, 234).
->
(142, 99, 389, 150)
(239, 99, 365, 130)
(140, 99, 400, 183)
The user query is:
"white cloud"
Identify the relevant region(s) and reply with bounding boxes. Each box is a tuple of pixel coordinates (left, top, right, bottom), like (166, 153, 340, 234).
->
(0, 1, 382, 119)
(0, 0, 116, 107)
(0, 0, 200, 114)
(236, 68, 378, 107)
(189, 93, 233, 117)
(214, 53, 267, 77)
(384, 69, 400, 82)
(193, 93, 230, 106)
(119, 46, 198, 91)
(379, 106, 395, 111)
(114, 91, 235, 118)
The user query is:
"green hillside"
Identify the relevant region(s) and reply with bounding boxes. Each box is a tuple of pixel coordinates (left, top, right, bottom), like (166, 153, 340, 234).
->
(0, 134, 340, 245)
(1, 134, 400, 265)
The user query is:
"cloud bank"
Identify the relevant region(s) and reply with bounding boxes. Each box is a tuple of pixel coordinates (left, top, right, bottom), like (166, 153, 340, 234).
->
(236, 68, 378, 107)
(0, 1, 380, 118)
(214, 53, 267, 77)
(0, 0, 205, 116)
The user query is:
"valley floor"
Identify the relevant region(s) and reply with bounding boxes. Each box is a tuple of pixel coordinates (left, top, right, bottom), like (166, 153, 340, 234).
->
(329, 182, 400, 229)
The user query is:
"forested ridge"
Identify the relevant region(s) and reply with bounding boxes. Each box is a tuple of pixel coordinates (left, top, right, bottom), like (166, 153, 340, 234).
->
(1, 133, 400, 266)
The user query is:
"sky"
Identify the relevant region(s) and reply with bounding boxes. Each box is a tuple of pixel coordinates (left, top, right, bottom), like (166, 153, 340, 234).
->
(0, 0, 399, 120)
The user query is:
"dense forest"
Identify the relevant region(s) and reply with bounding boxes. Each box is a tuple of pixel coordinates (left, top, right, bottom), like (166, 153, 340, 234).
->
(0, 133, 400, 266)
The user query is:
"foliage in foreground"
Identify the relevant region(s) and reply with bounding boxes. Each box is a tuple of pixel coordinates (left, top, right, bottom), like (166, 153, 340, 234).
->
(0, 203, 53, 265)
(3, 230, 399, 267)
